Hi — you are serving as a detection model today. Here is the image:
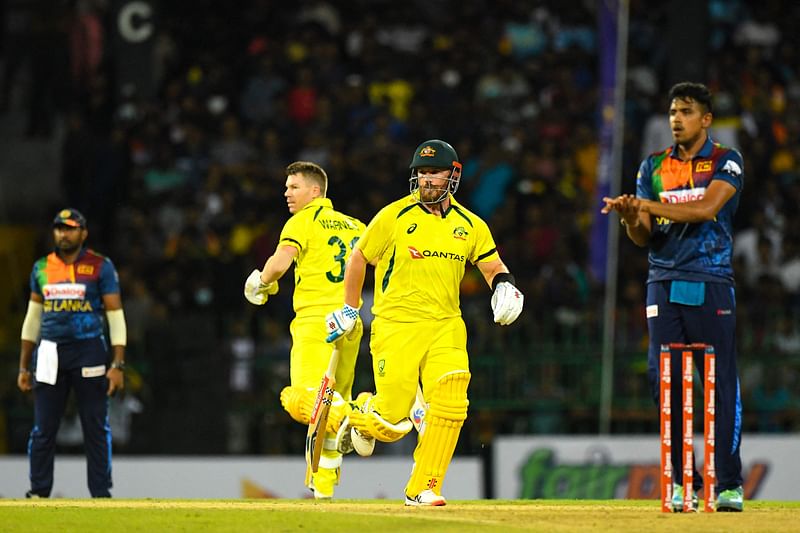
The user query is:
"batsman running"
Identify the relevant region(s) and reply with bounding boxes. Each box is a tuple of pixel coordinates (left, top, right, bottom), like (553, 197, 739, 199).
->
(325, 139, 524, 506)
(244, 161, 365, 499)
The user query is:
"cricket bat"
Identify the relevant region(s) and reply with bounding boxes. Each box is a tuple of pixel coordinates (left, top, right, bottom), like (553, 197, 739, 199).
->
(305, 343, 341, 473)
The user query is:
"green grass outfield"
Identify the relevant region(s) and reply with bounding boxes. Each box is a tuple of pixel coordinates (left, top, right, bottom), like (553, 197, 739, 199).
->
(1, 499, 797, 532)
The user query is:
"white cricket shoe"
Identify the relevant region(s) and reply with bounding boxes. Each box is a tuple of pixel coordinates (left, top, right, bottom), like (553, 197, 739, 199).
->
(404, 489, 447, 507)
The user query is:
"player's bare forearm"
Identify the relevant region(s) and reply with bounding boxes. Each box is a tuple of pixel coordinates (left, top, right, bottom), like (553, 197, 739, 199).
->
(601, 195, 651, 247)
(640, 180, 736, 223)
(623, 216, 651, 247)
(106, 344, 126, 395)
(19, 340, 35, 372)
(18, 340, 35, 392)
(111, 344, 126, 365)
(343, 249, 367, 308)
(261, 245, 296, 284)
(477, 259, 508, 288)
(640, 198, 714, 223)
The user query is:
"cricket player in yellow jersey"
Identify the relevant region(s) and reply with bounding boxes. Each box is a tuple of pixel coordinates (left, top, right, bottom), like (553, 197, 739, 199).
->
(244, 161, 365, 499)
(325, 140, 524, 506)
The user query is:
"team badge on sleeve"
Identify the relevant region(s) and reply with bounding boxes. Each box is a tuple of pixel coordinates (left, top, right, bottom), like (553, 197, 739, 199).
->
(721, 160, 742, 177)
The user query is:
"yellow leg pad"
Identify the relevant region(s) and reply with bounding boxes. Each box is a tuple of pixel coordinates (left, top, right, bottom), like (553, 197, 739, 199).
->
(280, 386, 347, 433)
(349, 408, 414, 442)
(405, 371, 470, 497)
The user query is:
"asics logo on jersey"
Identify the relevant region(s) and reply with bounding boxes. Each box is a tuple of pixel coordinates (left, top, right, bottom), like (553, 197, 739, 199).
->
(408, 246, 424, 259)
(407, 223, 417, 234)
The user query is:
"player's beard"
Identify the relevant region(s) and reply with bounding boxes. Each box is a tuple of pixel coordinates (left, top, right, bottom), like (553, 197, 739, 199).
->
(420, 184, 447, 204)
(56, 240, 81, 254)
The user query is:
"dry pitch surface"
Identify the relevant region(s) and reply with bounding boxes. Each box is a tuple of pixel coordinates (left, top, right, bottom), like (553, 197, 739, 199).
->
(0, 499, 797, 532)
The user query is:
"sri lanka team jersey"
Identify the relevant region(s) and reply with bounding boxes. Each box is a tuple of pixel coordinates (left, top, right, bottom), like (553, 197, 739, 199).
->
(358, 194, 499, 322)
(636, 137, 743, 284)
(30, 248, 120, 342)
(279, 197, 365, 318)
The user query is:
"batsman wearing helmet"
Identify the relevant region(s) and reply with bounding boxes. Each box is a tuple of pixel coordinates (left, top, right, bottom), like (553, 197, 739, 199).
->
(244, 161, 365, 499)
(325, 140, 524, 506)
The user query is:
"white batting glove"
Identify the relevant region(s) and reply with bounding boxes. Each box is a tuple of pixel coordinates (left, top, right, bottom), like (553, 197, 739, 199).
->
(325, 304, 359, 343)
(243, 269, 278, 305)
(491, 281, 524, 325)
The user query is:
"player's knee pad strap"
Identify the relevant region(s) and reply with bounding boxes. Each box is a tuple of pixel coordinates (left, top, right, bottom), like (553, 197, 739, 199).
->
(405, 371, 470, 497)
(280, 386, 346, 433)
(349, 408, 413, 442)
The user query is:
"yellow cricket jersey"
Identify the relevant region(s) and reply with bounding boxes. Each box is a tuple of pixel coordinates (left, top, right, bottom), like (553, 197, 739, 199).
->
(358, 194, 499, 322)
(279, 197, 365, 318)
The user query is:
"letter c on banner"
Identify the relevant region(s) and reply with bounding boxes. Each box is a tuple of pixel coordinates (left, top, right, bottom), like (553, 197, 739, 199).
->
(118, 1, 153, 43)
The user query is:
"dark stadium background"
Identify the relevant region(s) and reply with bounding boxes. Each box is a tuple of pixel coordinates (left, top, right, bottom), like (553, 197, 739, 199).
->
(0, 0, 797, 459)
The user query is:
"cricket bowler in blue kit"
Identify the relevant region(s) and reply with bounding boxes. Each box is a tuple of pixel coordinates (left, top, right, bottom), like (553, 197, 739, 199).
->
(17, 208, 127, 498)
(602, 82, 744, 512)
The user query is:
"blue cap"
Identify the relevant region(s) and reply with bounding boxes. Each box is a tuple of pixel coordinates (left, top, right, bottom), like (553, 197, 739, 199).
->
(52, 208, 87, 228)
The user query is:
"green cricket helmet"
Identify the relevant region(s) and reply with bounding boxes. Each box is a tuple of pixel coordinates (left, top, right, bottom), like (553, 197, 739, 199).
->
(408, 139, 462, 204)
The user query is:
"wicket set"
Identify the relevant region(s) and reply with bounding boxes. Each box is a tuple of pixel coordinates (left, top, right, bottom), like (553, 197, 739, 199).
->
(659, 343, 716, 513)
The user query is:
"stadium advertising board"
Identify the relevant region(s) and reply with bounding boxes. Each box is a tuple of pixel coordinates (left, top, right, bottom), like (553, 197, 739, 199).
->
(494, 434, 796, 500)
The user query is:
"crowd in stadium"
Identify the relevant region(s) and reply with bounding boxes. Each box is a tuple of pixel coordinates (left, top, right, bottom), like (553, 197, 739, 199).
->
(2, 0, 799, 454)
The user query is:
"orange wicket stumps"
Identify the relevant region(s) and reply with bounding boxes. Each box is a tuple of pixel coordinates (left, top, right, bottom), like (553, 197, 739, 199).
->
(659, 343, 716, 513)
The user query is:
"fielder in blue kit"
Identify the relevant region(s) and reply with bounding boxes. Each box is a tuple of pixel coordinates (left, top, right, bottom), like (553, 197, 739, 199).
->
(602, 83, 744, 512)
(17, 209, 127, 498)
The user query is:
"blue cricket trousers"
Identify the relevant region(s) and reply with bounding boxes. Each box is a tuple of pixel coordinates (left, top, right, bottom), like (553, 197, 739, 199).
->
(646, 280, 743, 492)
(29, 337, 112, 497)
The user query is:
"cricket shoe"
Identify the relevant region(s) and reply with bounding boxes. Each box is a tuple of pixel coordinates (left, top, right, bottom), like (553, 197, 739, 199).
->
(405, 489, 446, 507)
(671, 483, 698, 512)
(716, 486, 744, 512)
(308, 466, 340, 500)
